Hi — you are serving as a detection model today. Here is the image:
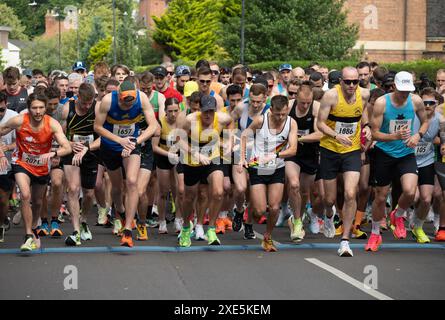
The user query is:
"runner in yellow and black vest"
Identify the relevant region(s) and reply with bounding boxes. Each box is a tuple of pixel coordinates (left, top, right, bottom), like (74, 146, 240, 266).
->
(317, 67, 371, 258)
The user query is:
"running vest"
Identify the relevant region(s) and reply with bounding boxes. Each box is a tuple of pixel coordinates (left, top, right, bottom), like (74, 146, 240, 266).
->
(250, 113, 290, 173)
(320, 85, 363, 154)
(101, 91, 143, 152)
(238, 100, 270, 131)
(277, 83, 287, 96)
(159, 115, 176, 152)
(150, 90, 160, 120)
(66, 100, 97, 144)
(186, 112, 222, 167)
(414, 112, 440, 168)
(375, 94, 415, 158)
(289, 100, 319, 158)
(12, 113, 53, 176)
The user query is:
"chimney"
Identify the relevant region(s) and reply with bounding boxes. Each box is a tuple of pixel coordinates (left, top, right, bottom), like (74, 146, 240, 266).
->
(0, 26, 12, 50)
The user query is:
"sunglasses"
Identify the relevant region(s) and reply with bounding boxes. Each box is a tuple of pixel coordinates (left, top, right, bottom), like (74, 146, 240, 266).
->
(167, 71, 174, 76)
(247, 77, 253, 82)
(199, 80, 211, 84)
(0, 108, 6, 112)
(211, 70, 220, 76)
(342, 79, 359, 85)
(288, 91, 298, 96)
(423, 100, 437, 107)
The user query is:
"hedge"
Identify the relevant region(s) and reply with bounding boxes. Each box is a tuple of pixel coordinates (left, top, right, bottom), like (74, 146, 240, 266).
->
(134, 59, 445, 81)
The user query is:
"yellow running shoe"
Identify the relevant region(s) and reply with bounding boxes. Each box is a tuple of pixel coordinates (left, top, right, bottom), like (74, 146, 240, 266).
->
(412, 227, 430, 244)
(136, 224, 148, 241)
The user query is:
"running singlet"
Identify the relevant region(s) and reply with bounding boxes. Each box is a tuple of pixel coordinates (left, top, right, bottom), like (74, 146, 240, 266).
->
(238, 100, 270, 131)
(249, 114, 290, 173)
(185, 112, 222, 167)
(376, 94, 415, 158)
(3, 88, 28, 113)
(150, 90, 160, 120)
(159, 116, 176, 152)
(12, 113, 53, 176)
(414, 112, 440, 168)
(320, 85, 363, 154)
(289, 100, 319, 158)
(101, 91, 143, 152)
(66, 100, 97, 144)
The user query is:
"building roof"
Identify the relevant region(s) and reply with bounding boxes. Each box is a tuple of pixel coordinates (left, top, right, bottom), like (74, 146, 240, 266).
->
(9, 39, 27, 49)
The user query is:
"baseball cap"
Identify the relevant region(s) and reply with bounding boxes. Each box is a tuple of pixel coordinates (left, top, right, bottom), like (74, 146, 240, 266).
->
(23, 69, 33, 78)
(73, 61, 87, 72)
(151, 66, 167, 78)
(394, 71, 415, 92)
(252, 75, 268, 89)
(184, 81, 199, 98)
(200, 95, 217, 112)
(119, 80, 137, 102)
(279, 64, 292, 72)
(175, 65, 191, 77)
(328, 70, 342, 88)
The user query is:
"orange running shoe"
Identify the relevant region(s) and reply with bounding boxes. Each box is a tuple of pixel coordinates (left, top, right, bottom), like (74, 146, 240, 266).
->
(120, 229, 134, 247)
(435, 230, 445, 242)
(365, 233, 382, 252)
(215, 218, 225, 234)
(262, 235, 277, 252)
(258, 215, 267, 224)
(223, 217, 232, 231)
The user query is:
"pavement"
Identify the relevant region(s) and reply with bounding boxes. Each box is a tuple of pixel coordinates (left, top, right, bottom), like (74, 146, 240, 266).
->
(1, 212, 444, 301)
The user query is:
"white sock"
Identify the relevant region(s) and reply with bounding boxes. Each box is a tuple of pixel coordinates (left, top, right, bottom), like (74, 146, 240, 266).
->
(395, 206, 406, 218)
(219, 211, 228, 218)
(372, 220, 381, 235)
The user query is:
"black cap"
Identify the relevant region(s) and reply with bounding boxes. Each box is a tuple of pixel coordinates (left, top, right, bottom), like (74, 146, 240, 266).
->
(252, 75, 268, 89)
(200, 95, 217, 112)
(383, 71, 396, 86)
(151, 66, 167, 77)
(328, 70, 342, 89)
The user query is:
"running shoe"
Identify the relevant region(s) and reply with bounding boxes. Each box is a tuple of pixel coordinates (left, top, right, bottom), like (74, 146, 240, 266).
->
(380, 217, 389, 231)
(12, 210, 22, 225)
(243, 223, 256, 239)
(80, 222, 92, 241)
(435, 229, 445, 242)
(337, 241, 353, 257)
(20, 235, 38, 252)
(215, 218, 225, 234)
(174, 218, 183, 234)
(323, 216, 336, 238)
(50, 219, 63, 237)
(334, 218, 343, 236)
(120, 229, 134, 247)
(65, 231, 81, 246)
(365, 233, 382, 252)
(179, 223, 192, 247)
(433, 214, 439, 235)
(37, 220, 50, 237)
(97, 206, 109, 225)
(262, 236, 277, 252)
(352, 225, 368, 239)
(113, 218, 123, 236)
(275, 205, 290, 227)
(258, 214, 267, 225)
(0, 225, 5, 243)
(207, 228, 221, 245)
(203, 213, 210, 225)
(412, 227, 430, 244)
(194, 224, 206, 241)
(223, 217, 232, 231)
(158, 220, 168, 234)
(309, 210, 320, 234)
(288, 216, 305, 243)
(146, 218, 159, 228)
(426, 208, 434, 223)
(136, 224, 148, 241)
(390, 209, 406, 239)
(3, 217, 10, 231)
(232, 210, 244, 232)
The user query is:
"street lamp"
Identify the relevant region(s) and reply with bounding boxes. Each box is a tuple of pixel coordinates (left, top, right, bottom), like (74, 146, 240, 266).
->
(112, 0, 117, 64)
(28, 1, 37, 7)
(240, 0, 245, 65)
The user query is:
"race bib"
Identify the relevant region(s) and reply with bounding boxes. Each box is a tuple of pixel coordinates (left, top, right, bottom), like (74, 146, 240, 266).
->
(389, 119, 412, 134)
(113, 124, 135, 137)
(73, 134, 94, 144)
(335, 122, 357, 136)
(22, 153, 44, 166)
(258, 154, 276, 169)
(298, 129, 310, 137)
(415, 142, 432, 156)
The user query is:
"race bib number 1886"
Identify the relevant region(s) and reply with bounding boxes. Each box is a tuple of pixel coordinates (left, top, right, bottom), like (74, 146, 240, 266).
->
(335, 122, 357, 136)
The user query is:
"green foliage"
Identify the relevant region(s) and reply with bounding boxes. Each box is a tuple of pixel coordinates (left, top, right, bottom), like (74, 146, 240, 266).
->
(0, 51, 5, 71)
(115, 0, 141, 68)
(138, 31, 164, 66)
(0, 3, 28, 41)
(153, 0, 240, 61)
(384, 59, 445, 83)
(81, 16, 106, 64)
(222, 0, 358, 64)
(88, 36, 112, 68)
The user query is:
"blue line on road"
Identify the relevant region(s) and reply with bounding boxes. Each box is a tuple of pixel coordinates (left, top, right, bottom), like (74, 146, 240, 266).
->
(1, 243, 445, 255)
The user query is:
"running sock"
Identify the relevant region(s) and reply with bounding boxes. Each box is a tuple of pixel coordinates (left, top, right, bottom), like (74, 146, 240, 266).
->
(413, 216, 425, 229)
(32, 228, 40, 239)
(371, 220, 381, 235)
(354, 210, 365, 227)
(341, 238, 349, 242)
(41, 218, 48, 224)
(219, 211, 228, 218)
(395, 206, 406, 218)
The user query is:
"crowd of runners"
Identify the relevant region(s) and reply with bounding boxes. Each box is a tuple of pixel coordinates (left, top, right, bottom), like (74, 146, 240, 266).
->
(0, 59, 445, 257)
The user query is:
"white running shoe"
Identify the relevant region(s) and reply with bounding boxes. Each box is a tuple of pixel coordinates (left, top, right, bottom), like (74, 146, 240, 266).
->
(80, 222, 93, 241)
(337, 241, 353, 257)
(275, 204, 291, 227)
(407, 208, 414, 229)
(195, 224, 206, 241)
(158, 220, 168, 234)
(97, 206, 109, 225)
(323, 216, 336, 238)
(113, 218, 123, 235)
(434, 213, 440, 235)
(309, 209, 320, 234)
(426, 208, 434, 223)
(12, 211, 22, 225)
(174, 218, 183, 234)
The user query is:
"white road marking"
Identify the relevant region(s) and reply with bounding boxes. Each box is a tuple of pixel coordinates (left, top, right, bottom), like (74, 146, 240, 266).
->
(305, 258, 394, 300)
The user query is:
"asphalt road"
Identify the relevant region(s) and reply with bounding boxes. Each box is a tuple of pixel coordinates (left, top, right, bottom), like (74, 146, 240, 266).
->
(1, 214, 444, 301)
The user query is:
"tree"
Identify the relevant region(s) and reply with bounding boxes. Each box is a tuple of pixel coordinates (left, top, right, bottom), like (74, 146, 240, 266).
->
(0, 3, 28, 41)
(138, 31, 164, 66)
(88, 36, 112, 67)
(80, 16, 106, 63)
(115, 0, 141, 68)
(222, 0, 359, 64)
(152, 0, 240, 62)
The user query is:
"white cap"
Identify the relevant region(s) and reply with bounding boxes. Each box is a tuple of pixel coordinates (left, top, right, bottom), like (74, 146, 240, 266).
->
(394, 71, 415, 92)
